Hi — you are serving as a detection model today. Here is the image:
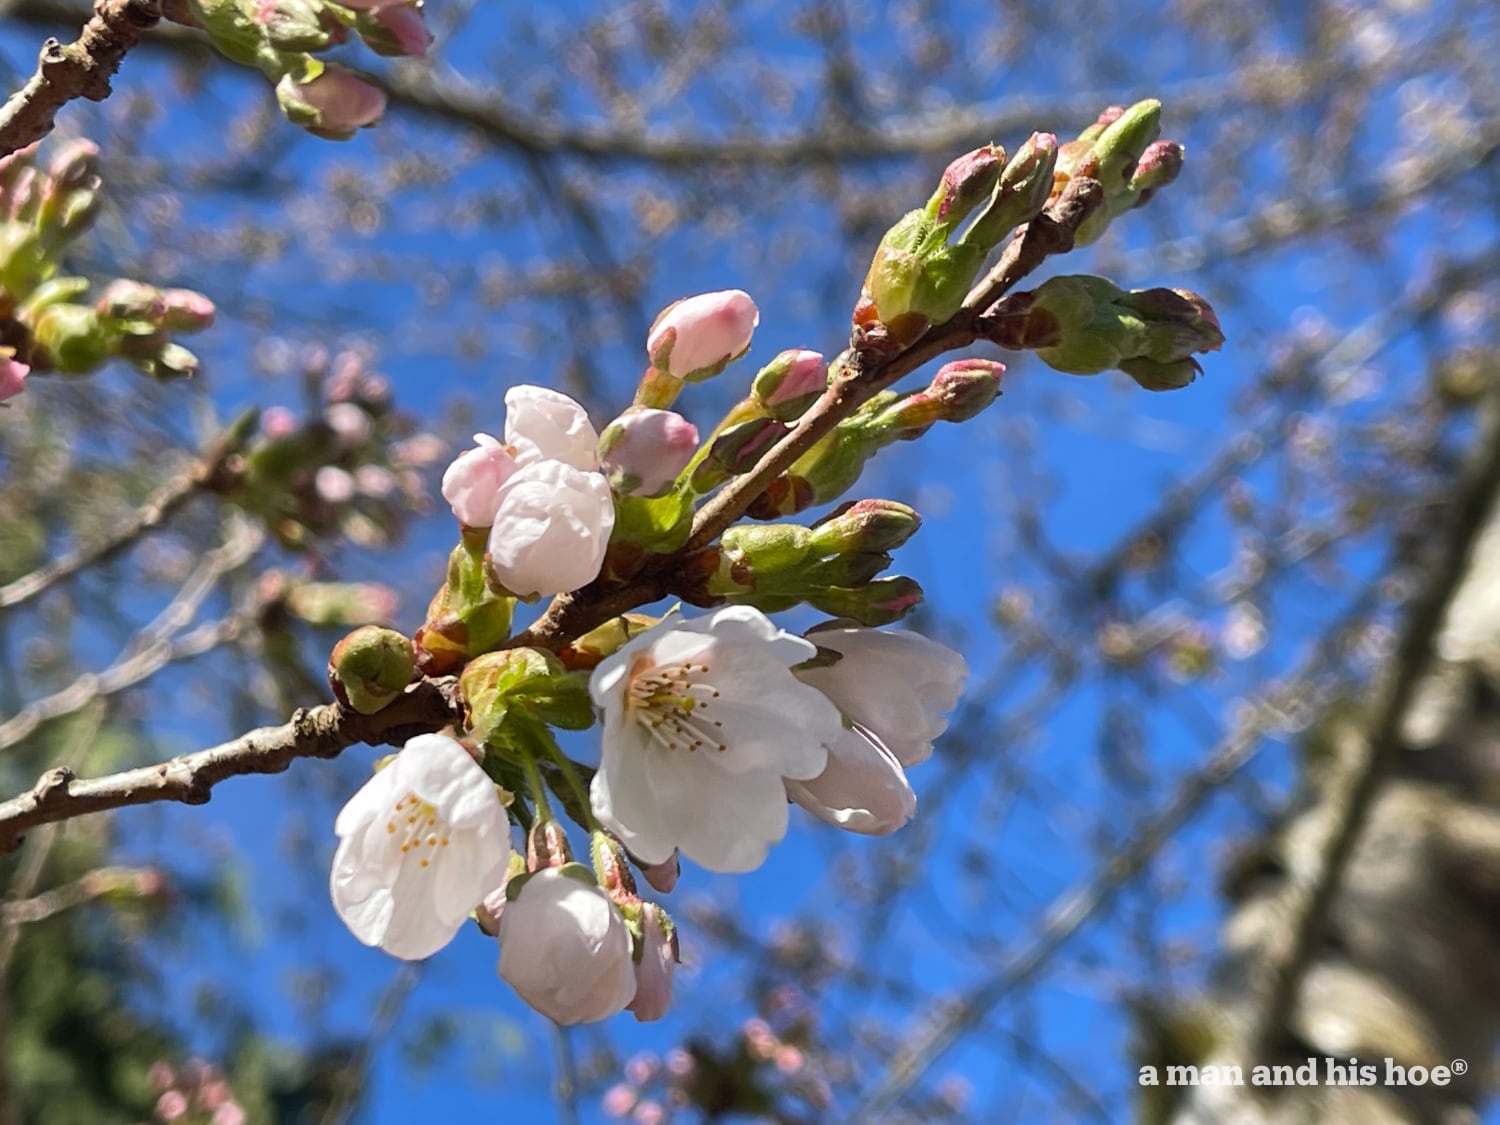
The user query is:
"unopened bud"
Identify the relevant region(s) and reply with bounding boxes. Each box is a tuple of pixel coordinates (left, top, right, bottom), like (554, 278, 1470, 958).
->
(750, 349, 828, 421)
(645, 289, 759, 383)
(985, 275, 1223, 384)
(924, 144, 1004, 225)
(876, 358, 1004, 433)
(413, 541, 515, 675)
(96, 279, 165, 322)
(160, 288, 217, 331)
(328, 625, 415, 714)
(356, 2, 431, 58)
(961, 133, 1059, 249)
(809, 499, 922, 554)
(1090, 99, 1161, 188)
(807, 576, 924, 626)
(276, 65, 386, 141)
(591, 831, 639, 903)
(29, 303, 112, 374)
(1129, 140, 1184, 205)
(460, 646, 593, 743)
(527, 821, 574, 871)
(599, 407, 699, 497)
(691, 416, 787, 492)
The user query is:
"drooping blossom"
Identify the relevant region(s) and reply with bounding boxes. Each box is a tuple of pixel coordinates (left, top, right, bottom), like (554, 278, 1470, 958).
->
(646, 289, 759, 379)
(794, 626, 966, 766)
(589, 606, 843, 872)
(330, 733, 511, 960)
(627, 903, 677, 1022)
(784, 725, 917, 835)
(497, 866, 637, 1024)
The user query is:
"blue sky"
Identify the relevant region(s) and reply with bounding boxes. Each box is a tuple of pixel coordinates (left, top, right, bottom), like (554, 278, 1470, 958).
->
(4, 1, 1497, 1121)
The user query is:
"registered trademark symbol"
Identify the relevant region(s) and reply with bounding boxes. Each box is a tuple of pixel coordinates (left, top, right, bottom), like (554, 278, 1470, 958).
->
(1453, 1059, 1469, 1076)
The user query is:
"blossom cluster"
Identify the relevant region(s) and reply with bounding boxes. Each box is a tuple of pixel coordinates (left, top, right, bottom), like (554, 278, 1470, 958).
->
(325, 286, 969, 1026)
(321, 114, 1218, 1029)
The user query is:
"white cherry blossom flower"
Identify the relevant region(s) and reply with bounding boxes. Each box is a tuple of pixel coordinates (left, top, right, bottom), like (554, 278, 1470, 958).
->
(589, 606, 842, 872)
(504, 384, 600, 471)
(487, 460, 615, 597)
(497, 866, 636, 1024)
(785, 726, 916, 835)
(794, 626, 966, 766)
(330, 733, 510, 960)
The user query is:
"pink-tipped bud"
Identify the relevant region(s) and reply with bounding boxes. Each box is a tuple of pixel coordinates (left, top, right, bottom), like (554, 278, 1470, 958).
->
(627, 904, 678, 1023)
(926, 144, 1004, 225)
(751, 349, 829, 420)
(276, 66, 387, 141)
(646, 289, 759, 381)
(160, 288, 217, 331)
(0, 351, 29, 402)
(598, 407, 700, 497)
(371, 4, 431, 57)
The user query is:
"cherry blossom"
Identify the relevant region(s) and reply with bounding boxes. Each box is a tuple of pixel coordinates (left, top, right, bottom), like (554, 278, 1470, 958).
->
(330, 734, 511, 960)
(497, 866, 637, 1024)
(795, 626, 967, 766)
(589, 606, 843, 872)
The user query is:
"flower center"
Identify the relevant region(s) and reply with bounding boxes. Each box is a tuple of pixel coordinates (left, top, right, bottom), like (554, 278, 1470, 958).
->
(385, 793, 452, 868)
(625, 658, 727, 752)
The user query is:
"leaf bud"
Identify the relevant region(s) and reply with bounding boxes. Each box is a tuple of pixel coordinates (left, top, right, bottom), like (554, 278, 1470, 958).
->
(327, 625, 415, 714)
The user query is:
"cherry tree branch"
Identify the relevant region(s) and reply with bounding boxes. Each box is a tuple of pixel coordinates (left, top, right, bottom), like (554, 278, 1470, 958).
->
(514, 176, 1105, 649)
(0, 675, 464, 852)
(0, 409, 255, 612)
(0, 0, 161, 158)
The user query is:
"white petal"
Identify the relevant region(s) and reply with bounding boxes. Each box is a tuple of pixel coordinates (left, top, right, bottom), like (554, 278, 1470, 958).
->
(786, 727, 916, 835)
(592, 722, 676, 864)
(504, 385, 600, 471)
(401, 733, 502, 831)
(376, 857, 464, 960)
(647, 751, 788, 873)
(333, 756, 404, 838)
(432, 827, 510, 926)
(487, 462, 615, 597)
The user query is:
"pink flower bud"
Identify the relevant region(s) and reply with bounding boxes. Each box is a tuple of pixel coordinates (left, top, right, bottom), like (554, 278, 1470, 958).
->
(647, 289, 759, 379)
(0, 352, 29, 402)
(277, 66, 386, 140)
(211, 1105, 246, 1125)
(160, 288, 217, 331)
(260, 405, 298, 438)
(486, 460, 615, 597)
(441, 433, 519, 528)
(627, 904, 677, 1023)
(599, 407, 700, 497)
(602, 1084, 637, 1117)
(374, 4, 431, 56)
(155, 1090, 189, 1122)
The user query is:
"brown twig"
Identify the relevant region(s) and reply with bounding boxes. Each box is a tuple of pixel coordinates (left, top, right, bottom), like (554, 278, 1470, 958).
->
(0, 675, 463, 852)
(0, 408, 255, 612)
(0, 0, 162, 158)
